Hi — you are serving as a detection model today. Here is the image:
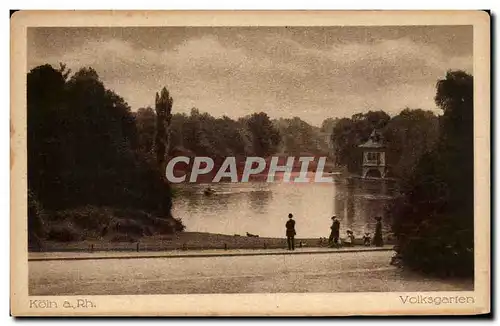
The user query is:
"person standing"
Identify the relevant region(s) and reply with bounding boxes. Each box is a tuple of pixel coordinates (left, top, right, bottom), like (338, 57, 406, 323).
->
(329, 216, 340, 247)
(285, 213, 296, 250)
(373, 216, 384, 247)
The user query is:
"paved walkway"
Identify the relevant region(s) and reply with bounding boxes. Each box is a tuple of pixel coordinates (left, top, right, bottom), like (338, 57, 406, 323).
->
(29, 250, 473, 295)
(28, 245, 394, 261)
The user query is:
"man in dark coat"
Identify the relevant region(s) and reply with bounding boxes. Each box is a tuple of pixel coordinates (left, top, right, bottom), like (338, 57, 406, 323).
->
(285, 213, 296, 250)
(373, 216, 384, 247)
(329, 216, 340, 247)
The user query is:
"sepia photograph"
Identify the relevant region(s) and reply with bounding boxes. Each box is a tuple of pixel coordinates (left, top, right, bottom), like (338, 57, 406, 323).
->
(10, 10, 490, 316)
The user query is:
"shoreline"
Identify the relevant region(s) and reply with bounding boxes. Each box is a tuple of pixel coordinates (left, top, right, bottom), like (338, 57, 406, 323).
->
(29, 231, 395, 253)
(29, 246, 395, 261)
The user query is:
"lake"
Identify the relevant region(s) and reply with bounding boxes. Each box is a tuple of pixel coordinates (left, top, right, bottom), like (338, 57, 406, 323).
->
(172, 174, 398, 239)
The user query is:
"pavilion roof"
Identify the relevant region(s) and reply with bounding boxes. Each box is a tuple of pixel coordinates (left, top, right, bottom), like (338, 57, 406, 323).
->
(358, 130, 385, 148)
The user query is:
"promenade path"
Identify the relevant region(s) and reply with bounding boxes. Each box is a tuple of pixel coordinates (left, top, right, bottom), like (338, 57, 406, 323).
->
(28, 245, 393, 261)
(29, 249, 473, 295)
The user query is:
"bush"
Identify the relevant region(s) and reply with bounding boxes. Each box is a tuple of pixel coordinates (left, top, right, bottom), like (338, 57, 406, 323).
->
(47, 224, 80, 242)
(113, 218, 144, 236)
(28, 190, 46, 246)
(53, 206, 113, 231)
(396, 213, 473, 277)
(41, 206, 185, 243)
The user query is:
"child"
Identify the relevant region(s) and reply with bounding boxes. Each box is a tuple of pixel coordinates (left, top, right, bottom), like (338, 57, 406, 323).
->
(362, 232, 371, 246)
(344, 230, 355, 246)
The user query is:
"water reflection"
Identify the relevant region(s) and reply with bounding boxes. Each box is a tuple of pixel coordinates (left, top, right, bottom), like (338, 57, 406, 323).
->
(172, 177, 397, 238)
(334, 178, 395, 238)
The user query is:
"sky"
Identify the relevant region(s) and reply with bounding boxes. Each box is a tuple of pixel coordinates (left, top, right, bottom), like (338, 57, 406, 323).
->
(27, 26, 473, 126)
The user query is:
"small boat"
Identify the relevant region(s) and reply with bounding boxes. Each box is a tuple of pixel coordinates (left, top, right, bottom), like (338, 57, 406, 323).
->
(203, 187, 216, 196)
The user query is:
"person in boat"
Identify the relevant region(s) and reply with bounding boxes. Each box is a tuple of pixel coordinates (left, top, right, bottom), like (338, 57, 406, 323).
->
(204, 187, 215, 195)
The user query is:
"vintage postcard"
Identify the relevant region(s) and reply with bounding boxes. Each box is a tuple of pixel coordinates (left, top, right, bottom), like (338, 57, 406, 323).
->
(10, 10, 490, 316)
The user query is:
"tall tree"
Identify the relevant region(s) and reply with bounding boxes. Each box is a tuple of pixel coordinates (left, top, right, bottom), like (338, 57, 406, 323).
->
(135, 107, 156, 158)
(391, 70, 474, 277)
(154, 87, 173, 168)
(27, 64, 67, 206)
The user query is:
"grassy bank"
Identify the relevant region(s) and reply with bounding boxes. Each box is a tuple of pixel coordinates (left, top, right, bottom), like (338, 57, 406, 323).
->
(30, 231, 395, 252)
(29, 205, 185, 249)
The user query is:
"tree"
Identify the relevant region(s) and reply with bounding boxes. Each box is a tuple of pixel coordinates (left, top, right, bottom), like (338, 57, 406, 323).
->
(390, 70, 474, 277)
(166, 110, 329, 161)
(245, 112, 281, 156)
(331, 110, 390, 173)
(274, 117, 329, 156)
(168, 109, 255, 159)
(154, 87, 173, 168)
(57, 62, 72, 81)
(135, 107, 156, 158)
(434, 71, 474, 248)
(320, 117, 339, 134)
(27, 64, 183, 242)
(27, 64, 67, 208)
(382, 108, 439, 178)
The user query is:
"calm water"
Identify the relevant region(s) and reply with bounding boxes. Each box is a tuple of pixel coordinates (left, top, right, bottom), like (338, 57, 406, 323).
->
(172, 174, 397, 238)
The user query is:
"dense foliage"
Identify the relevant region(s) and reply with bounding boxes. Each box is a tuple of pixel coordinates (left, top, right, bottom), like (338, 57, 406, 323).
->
(331, 110, 391, 173)
(383, 109, 440, 178)
(135, 109, 332, 160)
(390, 71, 474, 277)
(27, 64, 184, 247)
(331, 109, 439, 178)
(274, 117, 331, 156)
